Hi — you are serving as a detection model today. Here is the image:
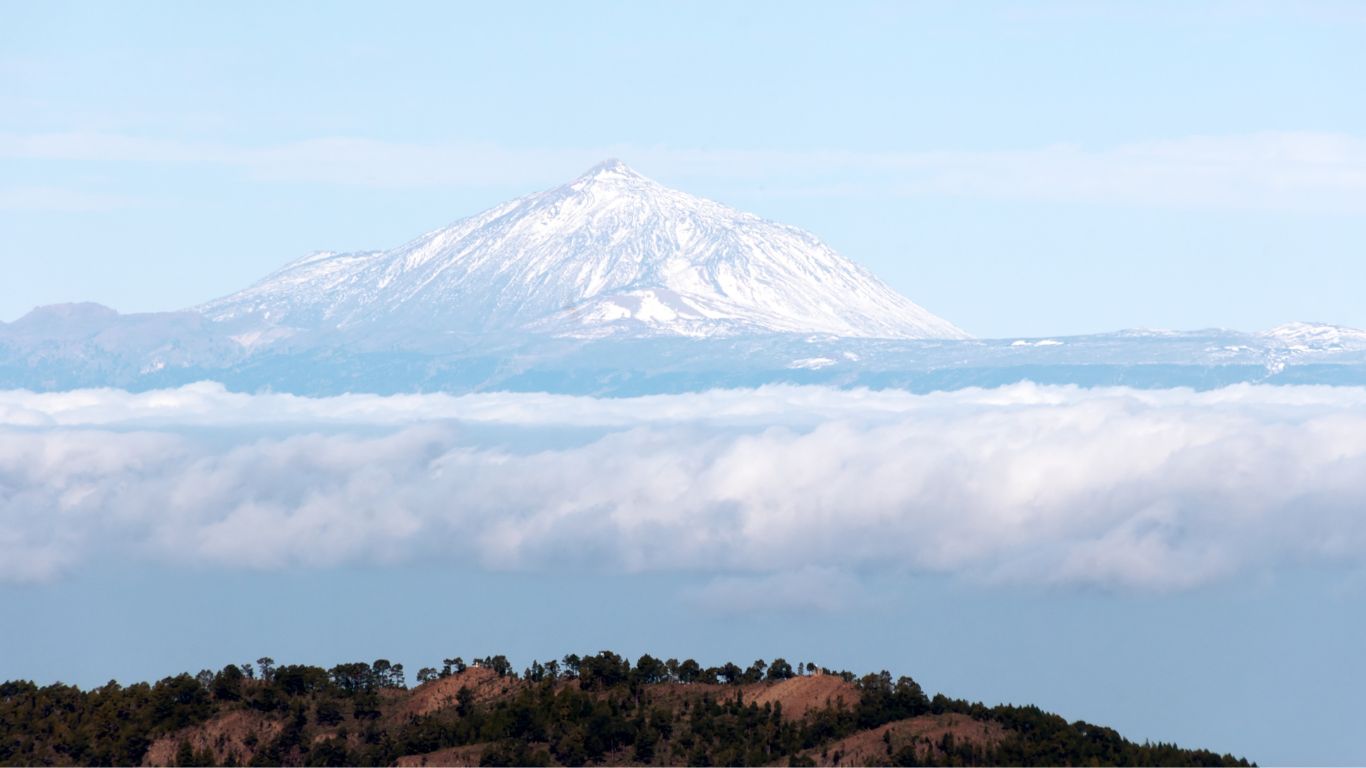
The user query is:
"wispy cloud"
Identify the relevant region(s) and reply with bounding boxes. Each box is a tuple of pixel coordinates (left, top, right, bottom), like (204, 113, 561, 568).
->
(0, 185, 141, 213)
(3, 131, 1365, 212)
(4, 383, 1366, 588)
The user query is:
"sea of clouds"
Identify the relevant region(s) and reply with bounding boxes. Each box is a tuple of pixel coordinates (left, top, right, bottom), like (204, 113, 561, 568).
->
(3, 381, 1366, 589)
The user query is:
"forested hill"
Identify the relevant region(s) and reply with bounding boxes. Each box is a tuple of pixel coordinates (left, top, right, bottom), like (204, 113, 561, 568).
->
(0, 652, 1250, 767)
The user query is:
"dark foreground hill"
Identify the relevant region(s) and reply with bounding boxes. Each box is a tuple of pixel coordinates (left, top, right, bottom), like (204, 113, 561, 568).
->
(0, 652, 1249, 767)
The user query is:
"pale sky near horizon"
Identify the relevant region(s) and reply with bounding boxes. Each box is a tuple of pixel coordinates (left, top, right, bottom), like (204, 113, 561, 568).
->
(3, 1, 1366, 336)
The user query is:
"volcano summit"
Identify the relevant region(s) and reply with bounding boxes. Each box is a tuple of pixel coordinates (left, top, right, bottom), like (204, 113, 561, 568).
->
(198, 160, 968, 342)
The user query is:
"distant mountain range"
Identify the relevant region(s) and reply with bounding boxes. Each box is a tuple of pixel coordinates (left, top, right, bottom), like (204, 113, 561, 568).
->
(3, 162, 1366, 395)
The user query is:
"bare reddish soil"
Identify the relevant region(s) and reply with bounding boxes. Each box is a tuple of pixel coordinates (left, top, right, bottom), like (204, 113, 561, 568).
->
(399, 667, 521, 719)
(793, 713, 1007, 766)
(143, 710, 282, 767)
(741, 673, 861, 721)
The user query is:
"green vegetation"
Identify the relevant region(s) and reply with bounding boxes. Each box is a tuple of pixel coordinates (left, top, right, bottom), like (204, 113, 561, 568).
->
(0, 652, 1250, 767)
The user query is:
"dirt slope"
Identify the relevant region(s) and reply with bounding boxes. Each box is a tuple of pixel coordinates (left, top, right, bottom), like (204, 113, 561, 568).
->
(742, 674, 861, 721)
(399, 667, 520, 718)
(143, 710, 282, 767)
(793, 713, 1007, 766)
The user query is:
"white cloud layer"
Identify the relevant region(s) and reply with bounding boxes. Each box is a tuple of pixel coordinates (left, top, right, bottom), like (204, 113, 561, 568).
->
(4, 382, 1366, 589)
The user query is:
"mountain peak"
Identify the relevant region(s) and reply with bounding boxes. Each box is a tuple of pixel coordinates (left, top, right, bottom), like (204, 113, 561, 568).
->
(575, 158, 648, 184)
(198, 165, 968, 341)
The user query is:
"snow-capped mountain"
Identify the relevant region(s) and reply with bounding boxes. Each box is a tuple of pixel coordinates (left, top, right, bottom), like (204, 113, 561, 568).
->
(197, 160, 968, 341)
(8, 161, 1366, 396)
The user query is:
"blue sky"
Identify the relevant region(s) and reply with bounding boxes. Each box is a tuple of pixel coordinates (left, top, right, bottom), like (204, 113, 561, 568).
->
(3, 1, 1366, 336)
(6, 3, 1366, 764)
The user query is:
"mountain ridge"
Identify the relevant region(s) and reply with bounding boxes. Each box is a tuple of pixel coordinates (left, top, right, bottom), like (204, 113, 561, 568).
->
(5, 302, 1366, 395)
(0, 651, 1251, 767)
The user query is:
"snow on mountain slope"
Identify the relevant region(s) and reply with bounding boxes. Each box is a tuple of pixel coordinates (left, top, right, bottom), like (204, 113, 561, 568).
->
(1260, 322, 1366, 351)
(197, 160, 969, 340)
